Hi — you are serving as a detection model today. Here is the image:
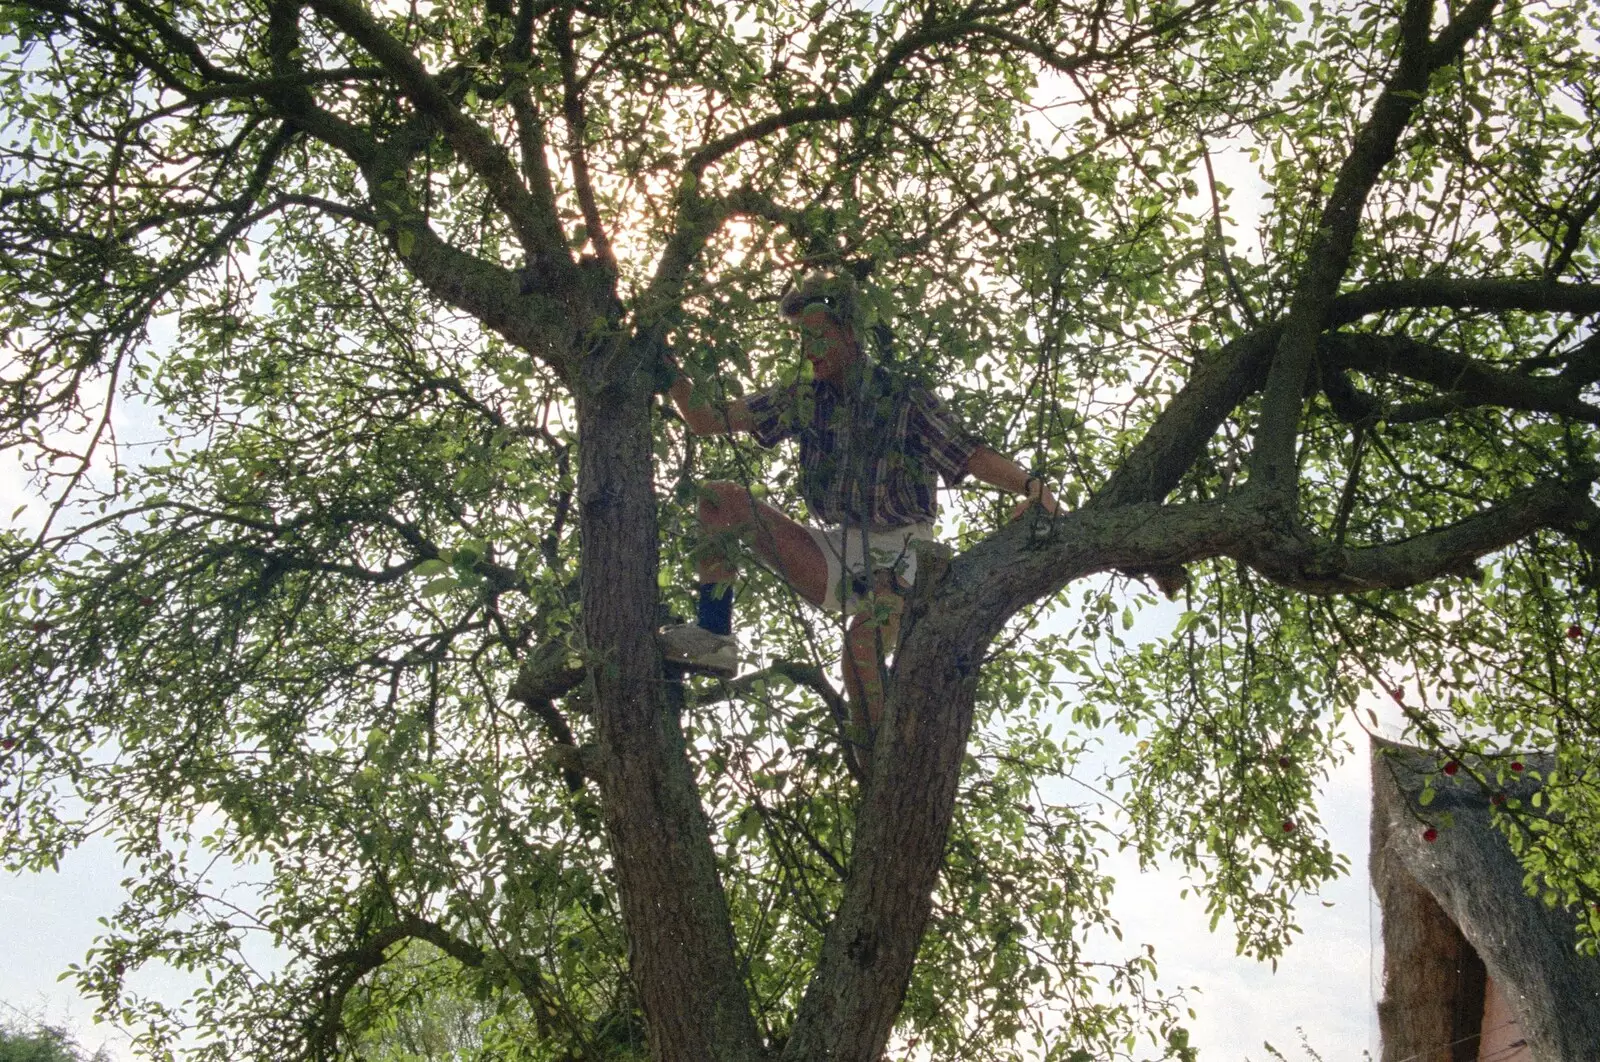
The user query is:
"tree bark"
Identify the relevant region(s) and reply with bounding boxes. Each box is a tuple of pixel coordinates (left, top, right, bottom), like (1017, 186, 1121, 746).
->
(575, 357, 763, 1062)
(782, 545, 991, 1060)
(781, 473, 1595, 1059)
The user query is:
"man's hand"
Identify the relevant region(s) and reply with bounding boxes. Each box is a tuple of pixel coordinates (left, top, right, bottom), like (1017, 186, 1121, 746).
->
(1008, 476, 1060, 521)
(965, 447, 1062, 520)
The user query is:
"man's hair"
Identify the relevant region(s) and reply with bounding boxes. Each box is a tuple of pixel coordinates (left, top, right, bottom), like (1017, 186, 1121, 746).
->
(778, 269, 864, 336)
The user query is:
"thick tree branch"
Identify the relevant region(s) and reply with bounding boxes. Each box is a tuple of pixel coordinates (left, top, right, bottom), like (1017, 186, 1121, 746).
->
(147, 67, 390, 111)
(314, 914, 587, 1056)
(1096, 273, 1600, 509)
(1329, 278, 1600, 323)
(551, 8, 614, 268)
(967, 479, 1600, 644)
(508, 641, 587, 791)
(1250, 0, 1498, 496)
(508, 645, 586, 707)
(1548, 181, 1600, 277)
(1239, 481, 1593, 592)
(1322, 332, 1600, 427)
(576, 388, 763, 1061)
(1116, 484, 1596, 602)
(480, 0, 568, 262)
(304, 0, 572, 266)
(683, 17, 959, 175)
(636, 187, 735, 340)
(122, 0, 248, 83)
(1094, 327, 1280, 507)
(724, 186, 813, 242)
(255, 92, 578, 375)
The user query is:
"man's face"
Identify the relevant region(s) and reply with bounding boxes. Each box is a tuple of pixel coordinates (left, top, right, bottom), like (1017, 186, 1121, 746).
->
(794, 303, 857, 381)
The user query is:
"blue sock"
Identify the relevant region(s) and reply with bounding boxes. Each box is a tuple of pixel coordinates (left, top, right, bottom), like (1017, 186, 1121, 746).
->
(696, 582, 733, 635)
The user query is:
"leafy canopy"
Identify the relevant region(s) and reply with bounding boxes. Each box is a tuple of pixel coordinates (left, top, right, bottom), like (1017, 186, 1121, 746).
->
(2, 0, 1600, 1059)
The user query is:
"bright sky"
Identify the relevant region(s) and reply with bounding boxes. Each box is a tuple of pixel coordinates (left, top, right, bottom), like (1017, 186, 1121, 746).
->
(1106, 760, 1382, 1061)
(1098, 753, 1380, 1061)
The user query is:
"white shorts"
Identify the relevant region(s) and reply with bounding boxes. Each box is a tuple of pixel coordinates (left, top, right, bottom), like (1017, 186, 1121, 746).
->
(804, 523, 937, 614)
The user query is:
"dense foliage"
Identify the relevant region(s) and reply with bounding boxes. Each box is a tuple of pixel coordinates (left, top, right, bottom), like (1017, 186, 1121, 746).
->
(0, 1013, 108, 1062)
(1, 0, 1598, 1059)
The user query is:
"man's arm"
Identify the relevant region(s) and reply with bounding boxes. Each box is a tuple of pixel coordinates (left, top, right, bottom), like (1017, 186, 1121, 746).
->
(965, 446, 1061, 517)
(668, 365, 754, 436)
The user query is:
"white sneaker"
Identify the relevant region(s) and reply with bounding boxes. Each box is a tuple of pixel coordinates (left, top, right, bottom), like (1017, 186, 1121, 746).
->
(658, 623, 739, 676)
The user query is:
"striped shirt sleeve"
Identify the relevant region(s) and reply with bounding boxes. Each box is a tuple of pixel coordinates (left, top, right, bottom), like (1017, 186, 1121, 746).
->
(908, 385, 981, 486)
(745, 384, 798, 449)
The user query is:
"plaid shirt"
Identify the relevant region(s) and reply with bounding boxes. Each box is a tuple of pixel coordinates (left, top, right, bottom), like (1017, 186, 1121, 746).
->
(746, 361, 980, 528)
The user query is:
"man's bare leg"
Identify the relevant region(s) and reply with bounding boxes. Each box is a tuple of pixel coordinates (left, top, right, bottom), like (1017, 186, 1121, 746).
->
(694, 483, 903, 747)
(841, 571, 904, 733)
(695, 480, 829, 606)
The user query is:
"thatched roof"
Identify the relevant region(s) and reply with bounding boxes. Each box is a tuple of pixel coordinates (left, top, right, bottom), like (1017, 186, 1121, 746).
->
(1370, 737, 1600, 1062)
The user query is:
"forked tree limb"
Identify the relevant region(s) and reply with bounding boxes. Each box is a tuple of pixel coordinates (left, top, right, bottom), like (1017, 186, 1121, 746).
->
(1095, 276, 1600, 510)
(551, 9, 615, 268)
(790, 461, 1593, 1058)
(1322, 332, 1600, 426)
(311, 913, 580, 1055)
(1329, 278, 1600, 323)
(1250, 0, 1500, 496)
(305, 0, 572, 263)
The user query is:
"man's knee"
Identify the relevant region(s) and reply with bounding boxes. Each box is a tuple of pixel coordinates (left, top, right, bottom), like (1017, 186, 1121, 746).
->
(698, 480, 752, 528)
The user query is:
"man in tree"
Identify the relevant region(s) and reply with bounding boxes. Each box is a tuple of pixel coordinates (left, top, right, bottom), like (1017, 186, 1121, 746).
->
(661, 270, 1058, 724)
(9, 0, 1600, 1058)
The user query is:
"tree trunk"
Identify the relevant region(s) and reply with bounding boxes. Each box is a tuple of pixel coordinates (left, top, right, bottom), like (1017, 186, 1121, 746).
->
(783, 547, 995, 1061)
(576, 362, 762, 1062)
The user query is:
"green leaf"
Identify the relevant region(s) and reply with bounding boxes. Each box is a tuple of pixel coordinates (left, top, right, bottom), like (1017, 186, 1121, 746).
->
(733, 806, 762, 843)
